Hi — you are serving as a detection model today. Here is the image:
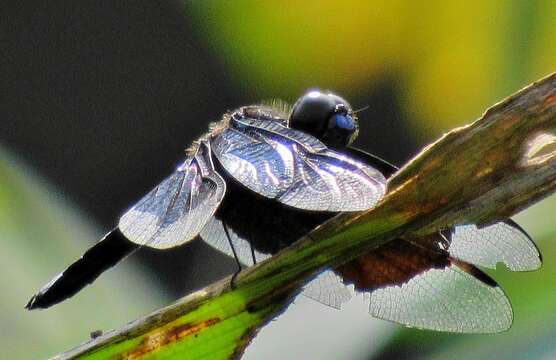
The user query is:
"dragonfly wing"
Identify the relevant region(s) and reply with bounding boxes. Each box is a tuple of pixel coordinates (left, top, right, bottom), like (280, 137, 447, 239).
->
(118, 142, 225, 249)
(337, 238, 512, 333)
(368, 260, 512, 333)
(448, 220, 541, 271)
(344, 148, 541, 272)
(201, 219, 352, 310)
(212, 117, 386, 211)
(301, 270, 352, 310)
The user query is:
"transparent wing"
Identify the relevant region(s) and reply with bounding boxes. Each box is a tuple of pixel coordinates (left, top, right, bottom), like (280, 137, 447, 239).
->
(449, 220, 541, 271)
(344, 147, 541, 271)
(118, 143, 225, 249)
(211, 116, 386, 211)
(201, 219, 352, 309)
(199, 217, 270, 266)
(302, 270, 352, 310)
(368, 262, 512, 333)
(337, 238, 512, 333)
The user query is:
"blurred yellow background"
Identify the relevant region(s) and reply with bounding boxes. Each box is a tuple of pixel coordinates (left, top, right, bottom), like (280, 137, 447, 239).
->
(188, 1, 556, 139)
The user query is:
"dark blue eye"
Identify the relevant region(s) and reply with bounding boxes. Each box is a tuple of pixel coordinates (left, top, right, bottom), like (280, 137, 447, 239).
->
(333, 114, 355, 131)
(290, 90, 358, 148)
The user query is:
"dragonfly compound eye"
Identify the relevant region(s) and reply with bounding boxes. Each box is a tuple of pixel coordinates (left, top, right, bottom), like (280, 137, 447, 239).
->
(290, 90, 357, 148)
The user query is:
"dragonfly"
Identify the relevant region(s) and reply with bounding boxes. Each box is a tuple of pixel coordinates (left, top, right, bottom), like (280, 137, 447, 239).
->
(26, 91, 542, 333)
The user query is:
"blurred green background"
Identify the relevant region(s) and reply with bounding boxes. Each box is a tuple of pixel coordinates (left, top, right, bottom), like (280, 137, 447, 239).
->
(2, 1, 556, 359)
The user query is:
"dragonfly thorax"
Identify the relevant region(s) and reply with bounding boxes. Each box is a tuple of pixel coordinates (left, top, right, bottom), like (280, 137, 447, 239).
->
(290, 90, 358, 149)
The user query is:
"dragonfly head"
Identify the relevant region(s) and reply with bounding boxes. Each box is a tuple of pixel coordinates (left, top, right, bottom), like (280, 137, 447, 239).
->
(290, 90, 358, 149)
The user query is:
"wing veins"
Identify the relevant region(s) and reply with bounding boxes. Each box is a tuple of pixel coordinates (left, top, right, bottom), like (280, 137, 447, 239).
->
(233, 117, 325, 153)
(119, 144, 225, 249)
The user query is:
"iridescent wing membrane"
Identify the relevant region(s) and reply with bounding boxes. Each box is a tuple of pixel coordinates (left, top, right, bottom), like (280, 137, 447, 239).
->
(119, 114, 387, 248)
(211, 116, 387, 211)
(118, 142, 226, 249)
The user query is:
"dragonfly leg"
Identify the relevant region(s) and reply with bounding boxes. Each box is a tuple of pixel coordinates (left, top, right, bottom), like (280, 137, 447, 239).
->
(249, 227, 257, 266)
(223, 221, 242, 289)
